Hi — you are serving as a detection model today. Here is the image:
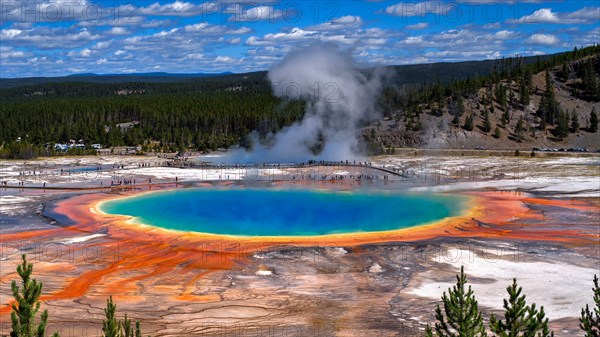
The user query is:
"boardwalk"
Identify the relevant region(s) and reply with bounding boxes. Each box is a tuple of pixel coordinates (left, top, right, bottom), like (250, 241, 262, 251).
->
(0, 160, 412, 190)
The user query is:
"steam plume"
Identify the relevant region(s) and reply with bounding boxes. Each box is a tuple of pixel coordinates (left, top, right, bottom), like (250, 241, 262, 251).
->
(225, 42, 383, 163)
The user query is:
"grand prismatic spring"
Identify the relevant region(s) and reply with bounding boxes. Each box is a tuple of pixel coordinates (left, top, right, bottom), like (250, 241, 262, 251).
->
(98, 188, 468, 236)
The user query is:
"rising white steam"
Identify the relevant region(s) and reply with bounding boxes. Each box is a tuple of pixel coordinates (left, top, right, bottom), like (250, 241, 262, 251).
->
(224, 42, 384, 163)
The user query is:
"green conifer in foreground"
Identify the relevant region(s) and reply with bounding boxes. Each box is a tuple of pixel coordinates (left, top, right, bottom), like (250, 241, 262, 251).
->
(10, 254, 61, 337)
(103, 296, 121, 337)
(425, 266, 487, 337)
(102, 296, 149, 337)
(580, 275, 600, 337)
(489, 278, 553, 337)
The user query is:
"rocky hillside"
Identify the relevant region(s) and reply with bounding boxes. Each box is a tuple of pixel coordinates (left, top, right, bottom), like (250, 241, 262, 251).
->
(365, 50, 600, 151)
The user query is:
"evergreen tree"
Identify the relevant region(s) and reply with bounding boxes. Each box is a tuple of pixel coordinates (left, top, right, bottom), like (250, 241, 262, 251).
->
(135, 321, 143, 337)
(102, 296, 149, 337)
(449, 95, 464, 123)
(464, 114, 474, 131)
(103, 296, 121, 337)
(580, 275, 600, 337)
(571, 110, 580, 132)
(489, 278, 554, 337)
(10, 254, 60, 337)
(493, 126, 501, 139)
(452, 112, 461, 126)
(482, 110, 492, 133)
(555, 109, 569, 139)
(518, 80, 527, 106)
(425, 266, 487, 337)
(582, 60, 599, 101)
(515, 117, 525, 142)
(520, 69, 532, 107)
(561, 62, 569, 82)
(456, 95, 465, 117)
(590, 108, 599, 132)
(502, 107, 510, 127)
(497, 83, 507, 111)
(537, 70, 560, 127)
(123, 314, 133, 337)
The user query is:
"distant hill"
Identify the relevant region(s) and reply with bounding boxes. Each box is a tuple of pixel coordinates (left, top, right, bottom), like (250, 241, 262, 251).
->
(384, 54, 553, 89)
(0, 54, 554, 89)
(0, 71, 235, 89)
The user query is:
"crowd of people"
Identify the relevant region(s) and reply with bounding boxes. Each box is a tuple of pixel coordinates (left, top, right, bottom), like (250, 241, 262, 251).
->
(1, 158, 413, 190)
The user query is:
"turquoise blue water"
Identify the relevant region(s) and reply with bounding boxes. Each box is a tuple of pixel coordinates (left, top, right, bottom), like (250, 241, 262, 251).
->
(99, 188, 467, 236)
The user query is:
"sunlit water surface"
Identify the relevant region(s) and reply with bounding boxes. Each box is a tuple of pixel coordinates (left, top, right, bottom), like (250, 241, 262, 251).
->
(99, 188, 467, 236)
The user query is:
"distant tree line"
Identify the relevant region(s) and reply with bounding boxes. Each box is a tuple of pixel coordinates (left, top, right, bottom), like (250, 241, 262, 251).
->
(0, 85, 305, 156)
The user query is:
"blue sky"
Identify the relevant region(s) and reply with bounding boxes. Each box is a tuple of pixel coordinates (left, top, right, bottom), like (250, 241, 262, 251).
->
(1, 0, 599, 78)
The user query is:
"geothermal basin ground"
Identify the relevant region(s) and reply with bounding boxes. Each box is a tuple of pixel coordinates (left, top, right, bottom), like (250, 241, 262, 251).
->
(0, 153, 599, 337)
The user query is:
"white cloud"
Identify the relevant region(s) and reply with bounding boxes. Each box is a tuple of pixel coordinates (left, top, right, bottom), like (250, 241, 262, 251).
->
(108, 27, 129, 35)
(386, 1, 444, 16)
(332, 15, 362, 25)
(2, 27, 100, 49)
(246, 26, 365, 47)
(139, 1, 215, 17)
(1, 29, 23, 39)
(214, 56, 236, 63)
(79, 48, 92, 57)
(0, 49, 28, 59)
(482, 23, 501, 29)
(246, 36, 273, 46)
(565, 26, 600, 47)
(516, 8, 560, 23)
(229, 5, 283, 22)
(365, 38, 386, 45)
(308, 16, 363, 31)
(396, 27, 520, 59)
(68, 48, 92, 57)
(402, 36, 425, 45)
(184, 53, 204, 60)
(526, 33, 559, 45)
(425, 50, 501, 59)
(494, 30, 516, 40)
(406, 22, 428, 30)
(182, 23, 251, 35)
(566, 7, 600, 22)
(93, 41, 112, 49)
(264, 27, 318, 41)
(512, 7, 600, 25)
